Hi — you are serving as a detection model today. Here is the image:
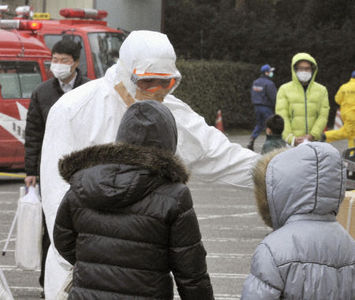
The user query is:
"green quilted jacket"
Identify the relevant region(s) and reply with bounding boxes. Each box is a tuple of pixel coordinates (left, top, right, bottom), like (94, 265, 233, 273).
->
(276, 53, 329, 145)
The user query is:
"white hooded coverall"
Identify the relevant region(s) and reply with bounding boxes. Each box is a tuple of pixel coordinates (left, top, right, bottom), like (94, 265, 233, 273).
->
(41, 30, 258, 299)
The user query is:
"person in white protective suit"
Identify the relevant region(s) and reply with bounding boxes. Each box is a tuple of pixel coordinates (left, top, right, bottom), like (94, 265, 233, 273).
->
(40, 30, 259, 299)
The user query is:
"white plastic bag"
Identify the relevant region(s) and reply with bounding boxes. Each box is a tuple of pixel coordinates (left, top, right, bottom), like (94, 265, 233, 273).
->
(15, 186, 43, 270)
(0, 269, 14, 300)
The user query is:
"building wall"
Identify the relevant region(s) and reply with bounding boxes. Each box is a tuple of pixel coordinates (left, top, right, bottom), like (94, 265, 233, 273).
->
(95, 0, 162, 32)
(31, 0, 43, 11)
(45, 0, 94, 19)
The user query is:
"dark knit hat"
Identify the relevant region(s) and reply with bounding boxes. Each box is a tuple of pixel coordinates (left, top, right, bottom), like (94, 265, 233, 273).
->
(116, 100, 178, 153)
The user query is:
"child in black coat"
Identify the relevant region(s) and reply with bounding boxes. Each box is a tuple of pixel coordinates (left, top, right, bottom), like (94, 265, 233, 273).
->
(53, 100, 214, 300)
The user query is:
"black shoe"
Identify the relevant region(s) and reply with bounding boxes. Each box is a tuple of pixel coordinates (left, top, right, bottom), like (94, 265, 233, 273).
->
(247, 138, 255, 151)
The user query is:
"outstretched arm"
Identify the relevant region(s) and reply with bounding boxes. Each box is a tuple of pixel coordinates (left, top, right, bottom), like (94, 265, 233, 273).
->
(164, 96, 259, 188)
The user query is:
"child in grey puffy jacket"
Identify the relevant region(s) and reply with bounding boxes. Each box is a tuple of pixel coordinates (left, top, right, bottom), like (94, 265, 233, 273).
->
(242, 142, 355, 299)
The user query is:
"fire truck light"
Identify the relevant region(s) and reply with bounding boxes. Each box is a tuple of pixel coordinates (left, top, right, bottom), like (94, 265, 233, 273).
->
(27, 21, 42, 30)
(0, 19, 42, 30)
(15, 6, 32, 16)
(60, 8, 108, 20)
(0, 5, 9, 13)
(0, 20, 20, 29)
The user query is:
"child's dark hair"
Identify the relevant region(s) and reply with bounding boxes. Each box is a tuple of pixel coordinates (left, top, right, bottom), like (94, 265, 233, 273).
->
(266, 114, 284, 135)
(51, 37, 82, 61)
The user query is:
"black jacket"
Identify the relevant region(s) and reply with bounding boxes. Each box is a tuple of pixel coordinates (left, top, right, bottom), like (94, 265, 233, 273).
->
(24, 69, 89, 176)
(54, 101, 214, 300)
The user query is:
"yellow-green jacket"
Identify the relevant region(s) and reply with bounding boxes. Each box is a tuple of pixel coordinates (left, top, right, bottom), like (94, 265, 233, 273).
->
(276, 53, 329, 144)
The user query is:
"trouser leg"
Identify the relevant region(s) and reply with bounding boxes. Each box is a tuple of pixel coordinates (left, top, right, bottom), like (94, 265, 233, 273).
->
(249, 106, 273, 151)
(39, 212, 50, 288)
(251, 106, 264, 139)
(251, 106, 274, 138)
(247, 137, 255, 150)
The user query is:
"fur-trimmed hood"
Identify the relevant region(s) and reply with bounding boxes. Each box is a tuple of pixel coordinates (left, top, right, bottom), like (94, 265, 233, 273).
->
(253, 142, 345, 230)
(58, 143, 189, 209)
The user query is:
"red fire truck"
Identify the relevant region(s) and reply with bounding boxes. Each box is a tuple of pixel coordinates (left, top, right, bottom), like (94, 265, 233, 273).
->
(0, 27, 51, 170)
(0, 6, 126, 170)
(12, 6, 126, 79)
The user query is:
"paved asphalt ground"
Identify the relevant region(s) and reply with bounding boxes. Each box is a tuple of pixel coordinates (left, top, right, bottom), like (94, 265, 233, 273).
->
(0, 130, 348, 299)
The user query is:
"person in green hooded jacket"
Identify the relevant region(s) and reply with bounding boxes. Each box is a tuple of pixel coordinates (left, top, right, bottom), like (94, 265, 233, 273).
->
(276, 53, 329, 146)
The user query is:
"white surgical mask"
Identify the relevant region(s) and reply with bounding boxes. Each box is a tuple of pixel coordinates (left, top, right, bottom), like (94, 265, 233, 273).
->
(296, 71, 312, 83)
(268, 71, 274, 78)
(50, 63, 73, 81)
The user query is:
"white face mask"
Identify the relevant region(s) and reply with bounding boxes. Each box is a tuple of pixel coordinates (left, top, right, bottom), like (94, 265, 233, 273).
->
(50, 63, 73, 80)
(296, 71, 312, 83)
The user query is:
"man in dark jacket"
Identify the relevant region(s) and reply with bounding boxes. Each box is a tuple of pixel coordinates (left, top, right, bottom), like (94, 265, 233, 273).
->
(247, 64, 277, 151)
(54, 100, 214, 299)
(24, 38, 89, 293)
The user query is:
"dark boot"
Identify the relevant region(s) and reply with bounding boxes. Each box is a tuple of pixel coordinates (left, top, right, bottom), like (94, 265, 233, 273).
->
(247, 137, 255, 151)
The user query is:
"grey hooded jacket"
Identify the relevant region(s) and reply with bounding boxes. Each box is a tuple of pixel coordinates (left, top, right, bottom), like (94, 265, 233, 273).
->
(242, 142, 355, 299)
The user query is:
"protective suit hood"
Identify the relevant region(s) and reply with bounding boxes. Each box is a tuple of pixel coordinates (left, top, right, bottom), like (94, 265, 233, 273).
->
(116, 30, 181, 100)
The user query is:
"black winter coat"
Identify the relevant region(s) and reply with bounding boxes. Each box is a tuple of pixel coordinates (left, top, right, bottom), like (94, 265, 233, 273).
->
(24, 69, 89, 176)
(54, 143, 214, 300)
